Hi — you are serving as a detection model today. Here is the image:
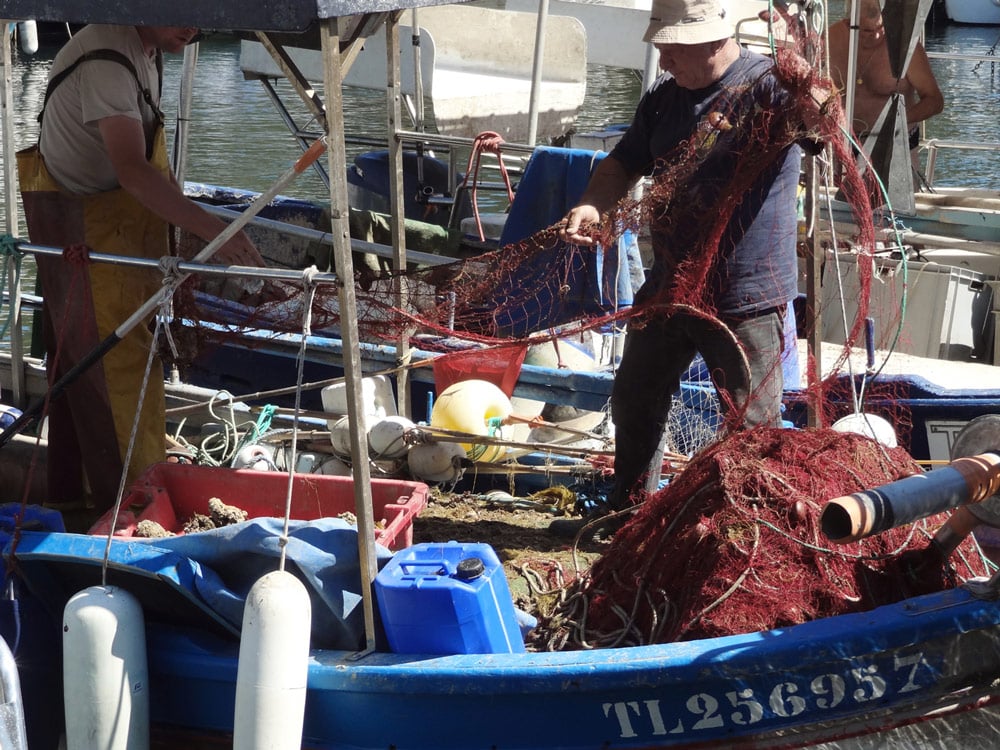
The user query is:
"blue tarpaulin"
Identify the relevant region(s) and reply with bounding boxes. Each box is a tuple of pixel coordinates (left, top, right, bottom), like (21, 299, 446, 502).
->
(7, 517, 392, 651)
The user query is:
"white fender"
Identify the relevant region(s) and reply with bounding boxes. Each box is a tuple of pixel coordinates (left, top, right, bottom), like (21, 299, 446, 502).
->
(831, 413, 898, 448)
(407, 440, 467, 483)
(233, 570, 311, 750)
(430, 379, 512, 463)
(234, 443, 275, 471)
(63, 586, 149, 750)
(368, 416, 415, 458)
(0, 634, 28, 750)
(329, 416, 355, 457)
(17, 21, 38, 55)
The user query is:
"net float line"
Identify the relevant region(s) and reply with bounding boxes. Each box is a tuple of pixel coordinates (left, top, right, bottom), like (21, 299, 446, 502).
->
(821, 452, 1000, 544)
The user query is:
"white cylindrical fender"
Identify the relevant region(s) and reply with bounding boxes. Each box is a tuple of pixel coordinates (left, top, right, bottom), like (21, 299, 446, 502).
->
(234, 443, 275, 471)
(0, 634, 28, 750)
(367, 416, 415, 459)
(407, 441, 467, 483)
(430, 379, 512, 463)
(831, 413, 897, 448)
(315, 454, 352, 476)
(329, 416, 354, 457)
(233, 570, 312, 750)
(17, 21, 39, 55)
(63, 586, 149, 750)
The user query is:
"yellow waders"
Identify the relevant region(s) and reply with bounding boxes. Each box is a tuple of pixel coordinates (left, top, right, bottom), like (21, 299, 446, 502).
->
(17, 130, 169, 510)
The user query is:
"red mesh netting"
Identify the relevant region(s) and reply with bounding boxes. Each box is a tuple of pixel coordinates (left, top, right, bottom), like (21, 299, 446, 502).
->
(527, 427, 991, 651)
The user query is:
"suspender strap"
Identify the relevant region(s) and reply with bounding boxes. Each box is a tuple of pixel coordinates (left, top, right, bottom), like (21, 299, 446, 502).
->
(38, 48, 164, 158)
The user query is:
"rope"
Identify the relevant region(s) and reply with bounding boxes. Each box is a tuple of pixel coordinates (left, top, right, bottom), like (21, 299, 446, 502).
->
(278, 266, 321, 572)
(459, 131, 517, 242)
(0, 235, 25, 341)
(101, 286, 171, 584)
(157, 256, 184, 362)
(229, 404, 278, 467)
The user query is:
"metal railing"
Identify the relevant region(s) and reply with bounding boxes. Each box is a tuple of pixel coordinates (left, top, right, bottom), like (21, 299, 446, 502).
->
(920, 49, 1000, 187)
(923, 138, 1000, 186)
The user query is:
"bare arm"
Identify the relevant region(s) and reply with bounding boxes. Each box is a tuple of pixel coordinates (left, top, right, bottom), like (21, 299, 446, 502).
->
(904, 44, 944, 126)
(558, 155, 639, 246)
(99, 114, 266, 267)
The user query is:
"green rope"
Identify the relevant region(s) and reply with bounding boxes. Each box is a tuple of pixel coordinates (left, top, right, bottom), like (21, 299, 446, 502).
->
(466, 415, 507, 462)
(229, 404, 277, 465)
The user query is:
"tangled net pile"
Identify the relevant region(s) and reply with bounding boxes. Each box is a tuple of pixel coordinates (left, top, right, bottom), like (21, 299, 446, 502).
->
(526, 427, 991, 651)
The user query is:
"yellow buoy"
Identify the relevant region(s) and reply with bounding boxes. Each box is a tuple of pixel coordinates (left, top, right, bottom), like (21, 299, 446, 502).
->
(430, 379, 512, 463)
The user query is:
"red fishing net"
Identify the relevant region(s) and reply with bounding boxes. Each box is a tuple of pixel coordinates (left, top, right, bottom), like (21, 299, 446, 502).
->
(528, 427, 990, 651)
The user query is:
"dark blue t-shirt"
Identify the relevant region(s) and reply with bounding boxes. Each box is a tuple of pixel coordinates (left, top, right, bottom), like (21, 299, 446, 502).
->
(611, 48, 805, 316)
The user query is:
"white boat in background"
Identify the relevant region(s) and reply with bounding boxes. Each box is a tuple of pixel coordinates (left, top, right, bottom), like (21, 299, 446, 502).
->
(945, 0, 1000, 24)
(242, 4, 588, 144)
(503, 0, 786, 72)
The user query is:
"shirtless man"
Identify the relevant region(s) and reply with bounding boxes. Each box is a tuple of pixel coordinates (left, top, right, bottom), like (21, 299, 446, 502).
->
(828, 0, 943, 147)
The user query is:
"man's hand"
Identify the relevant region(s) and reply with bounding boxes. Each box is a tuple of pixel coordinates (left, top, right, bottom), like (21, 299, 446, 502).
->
(558, 205, 603, 246)
(214, 230, 266, 267)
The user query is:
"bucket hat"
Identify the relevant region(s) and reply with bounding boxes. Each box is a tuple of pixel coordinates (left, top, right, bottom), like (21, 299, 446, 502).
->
(642, 0, 733, 45)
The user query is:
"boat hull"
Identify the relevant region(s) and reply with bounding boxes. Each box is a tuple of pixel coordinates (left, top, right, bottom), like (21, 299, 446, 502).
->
(945, 0, 1000, 25)
(142, 587, 1000, 748)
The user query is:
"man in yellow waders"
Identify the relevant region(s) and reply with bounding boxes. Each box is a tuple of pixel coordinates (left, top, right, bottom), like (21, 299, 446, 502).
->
(17, 25, 264, 511)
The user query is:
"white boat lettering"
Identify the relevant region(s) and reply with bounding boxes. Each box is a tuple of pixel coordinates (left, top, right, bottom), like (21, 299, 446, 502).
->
(603, 700, 683, 738)
(770, 681, 808, 717)
(850, 665, 888, 702)
(725, 688, 765, 726)
(688, 693, 726, 730)
(602, 653, 930, 738)
(809, 673, 846, 709)
(895, 652, 930, 693)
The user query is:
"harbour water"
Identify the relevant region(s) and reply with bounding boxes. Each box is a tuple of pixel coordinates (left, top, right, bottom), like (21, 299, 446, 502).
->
(0, 31, 643, 233)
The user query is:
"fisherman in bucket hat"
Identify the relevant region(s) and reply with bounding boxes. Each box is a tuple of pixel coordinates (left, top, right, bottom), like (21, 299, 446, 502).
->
(552, 0, 835, 536)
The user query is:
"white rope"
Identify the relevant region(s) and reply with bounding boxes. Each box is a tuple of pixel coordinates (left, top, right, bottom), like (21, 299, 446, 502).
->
(278, 266, 321, 571)
(101, 293, 173, 583)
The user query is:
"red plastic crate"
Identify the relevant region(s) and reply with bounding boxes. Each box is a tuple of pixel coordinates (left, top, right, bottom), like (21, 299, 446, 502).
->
(89, 462, 428, 551)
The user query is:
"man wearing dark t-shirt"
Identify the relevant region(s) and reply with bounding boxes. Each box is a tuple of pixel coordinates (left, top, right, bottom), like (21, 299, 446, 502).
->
(556, 0, 828, 523)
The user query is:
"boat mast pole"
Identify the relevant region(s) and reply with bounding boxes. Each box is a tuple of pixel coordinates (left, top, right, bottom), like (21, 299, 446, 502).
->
(844, 0, 861, 136)
(410, 9, 425, 131)
(805, 0, 831, 428)
(386, 13, 414, 421)
(1, 23, 26, 406)
(320, 16, 381, 654)
(172, 42, 199, 184)
(527, 0, 550, 145)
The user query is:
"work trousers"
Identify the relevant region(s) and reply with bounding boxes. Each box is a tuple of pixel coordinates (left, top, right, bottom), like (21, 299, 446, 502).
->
(608, 306, 786, 509)
(17, 142, 169, 510)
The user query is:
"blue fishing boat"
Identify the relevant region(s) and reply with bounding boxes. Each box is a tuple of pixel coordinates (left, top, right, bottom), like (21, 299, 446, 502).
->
(5, 449, 1000, 749)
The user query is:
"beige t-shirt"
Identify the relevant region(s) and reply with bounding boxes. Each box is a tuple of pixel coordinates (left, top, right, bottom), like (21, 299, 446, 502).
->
(39, 24, 160, 194)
